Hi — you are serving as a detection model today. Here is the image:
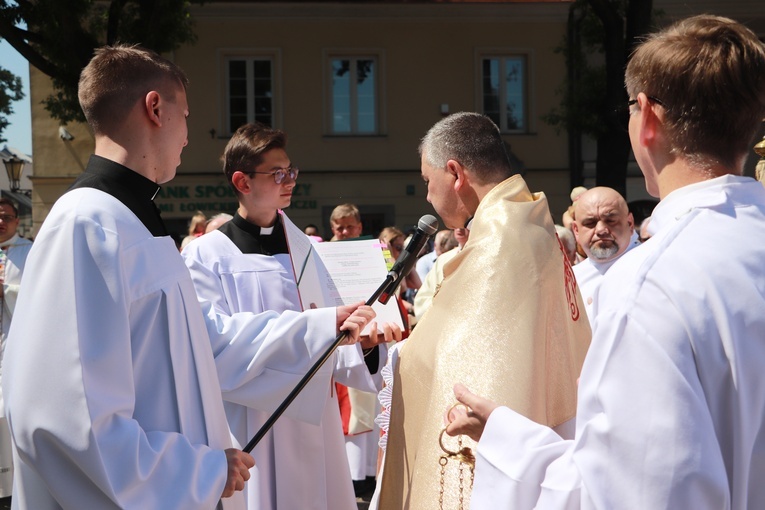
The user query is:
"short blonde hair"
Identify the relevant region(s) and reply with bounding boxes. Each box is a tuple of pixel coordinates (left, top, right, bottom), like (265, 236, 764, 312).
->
(330, 203, 361, 224)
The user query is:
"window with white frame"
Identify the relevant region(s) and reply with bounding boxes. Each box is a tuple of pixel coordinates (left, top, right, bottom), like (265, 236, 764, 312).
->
(327, 55, 380, 135)
(480, 55, 528, 133)
(225, 56, 276, 134)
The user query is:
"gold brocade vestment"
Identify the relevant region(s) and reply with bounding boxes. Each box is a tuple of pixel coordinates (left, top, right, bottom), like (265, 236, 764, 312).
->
(379, 175, 591, 509)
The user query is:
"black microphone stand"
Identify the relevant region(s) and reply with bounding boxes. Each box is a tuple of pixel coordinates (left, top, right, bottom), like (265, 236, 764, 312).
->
(243, 272, 398, 453)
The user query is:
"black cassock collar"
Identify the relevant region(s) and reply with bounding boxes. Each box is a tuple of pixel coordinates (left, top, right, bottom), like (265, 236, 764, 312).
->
(69, 155, 167, 237)
(218, 212, 289, 256)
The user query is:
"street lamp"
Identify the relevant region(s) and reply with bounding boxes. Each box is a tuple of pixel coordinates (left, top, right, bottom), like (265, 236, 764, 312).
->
(2, 154, 25, 193)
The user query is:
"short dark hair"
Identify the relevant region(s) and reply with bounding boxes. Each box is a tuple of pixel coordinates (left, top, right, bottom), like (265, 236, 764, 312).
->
(419, 112, 516, 184)
(0, 198, 19, 216)
(625, 15, 765, 170)
(78, 44, 188, 136)
(222, 123, 287, 191)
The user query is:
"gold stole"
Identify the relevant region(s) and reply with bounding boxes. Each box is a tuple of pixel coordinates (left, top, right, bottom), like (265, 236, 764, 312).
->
(379, 175, 591, 509)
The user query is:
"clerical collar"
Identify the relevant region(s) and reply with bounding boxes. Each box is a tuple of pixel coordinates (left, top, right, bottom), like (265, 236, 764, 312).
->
(69, 155, 167, 237)
(220, 212, 289, 255)
(0, 233, 20, 249)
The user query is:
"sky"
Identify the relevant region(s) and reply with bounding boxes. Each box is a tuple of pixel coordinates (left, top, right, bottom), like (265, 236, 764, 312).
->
(1, 38, 32, 155)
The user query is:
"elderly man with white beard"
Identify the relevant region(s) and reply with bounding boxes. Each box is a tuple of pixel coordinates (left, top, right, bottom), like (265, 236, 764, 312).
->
(571, 186, 639, 320)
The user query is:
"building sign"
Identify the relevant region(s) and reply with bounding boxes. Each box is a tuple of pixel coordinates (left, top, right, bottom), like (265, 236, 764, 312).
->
(155, 182, 238, 216)
(154, 178, 316, 217)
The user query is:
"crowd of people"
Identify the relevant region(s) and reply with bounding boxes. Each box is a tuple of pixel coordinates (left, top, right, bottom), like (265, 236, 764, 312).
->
(0, 13, 764, 510)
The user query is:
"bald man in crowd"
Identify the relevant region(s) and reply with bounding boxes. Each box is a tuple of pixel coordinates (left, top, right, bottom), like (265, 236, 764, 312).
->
(571, 186, 639, 319)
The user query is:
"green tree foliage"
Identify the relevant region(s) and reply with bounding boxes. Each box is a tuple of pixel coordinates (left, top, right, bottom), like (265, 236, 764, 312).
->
(544, 7, 611, 139)
(0, 64, 23, 143)
(543, 0, 655, 195)
(0, 0, 204, 126)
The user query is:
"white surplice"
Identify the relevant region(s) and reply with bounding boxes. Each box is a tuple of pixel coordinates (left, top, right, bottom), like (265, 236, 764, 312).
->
(471, 175, 765, 509)
(182, 215, 384, 510)
(3, 188, 240, 509)
(0, 233, 33, 497)
(573, 233, 639, 320)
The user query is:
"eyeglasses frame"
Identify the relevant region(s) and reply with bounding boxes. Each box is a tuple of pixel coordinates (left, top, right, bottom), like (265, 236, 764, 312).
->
(245, 165, 299, 184)
(627, 95, 667, 110)
(616, 95, 667, 132)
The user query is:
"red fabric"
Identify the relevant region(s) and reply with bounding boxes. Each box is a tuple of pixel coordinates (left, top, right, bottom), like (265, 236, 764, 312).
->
(397, 297, 410, 340)
(336, 382, 351, 435)
(336, 297, 410, 435)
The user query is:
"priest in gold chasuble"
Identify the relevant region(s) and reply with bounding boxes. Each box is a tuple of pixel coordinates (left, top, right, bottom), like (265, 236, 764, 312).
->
(377, 113, 590, 510)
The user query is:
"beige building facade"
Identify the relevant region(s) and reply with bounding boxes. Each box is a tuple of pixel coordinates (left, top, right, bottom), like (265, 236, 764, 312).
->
(28, 1, 573, 239)
(25, 1, 765, 239)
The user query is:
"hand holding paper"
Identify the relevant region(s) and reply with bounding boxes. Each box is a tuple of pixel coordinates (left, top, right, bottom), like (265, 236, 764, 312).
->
(336, 302, 376, 344)
(281, 213, 406, 335)
(361, 321, 404, 349)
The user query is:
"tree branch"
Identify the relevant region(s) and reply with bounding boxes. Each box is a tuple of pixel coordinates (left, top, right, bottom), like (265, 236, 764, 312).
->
(0, 17, 61, 78)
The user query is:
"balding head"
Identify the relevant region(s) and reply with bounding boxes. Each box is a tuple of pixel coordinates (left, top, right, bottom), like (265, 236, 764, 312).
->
(205, 213, 233, 233)
(573, 187, 634, 263)
(434, 230, 457, 256)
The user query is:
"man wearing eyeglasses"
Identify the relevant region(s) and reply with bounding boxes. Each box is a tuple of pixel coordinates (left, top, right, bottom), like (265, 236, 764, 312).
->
(444, 15, 765, 509)
(0, 198, 31, 508)
(182, 122, 398, 510)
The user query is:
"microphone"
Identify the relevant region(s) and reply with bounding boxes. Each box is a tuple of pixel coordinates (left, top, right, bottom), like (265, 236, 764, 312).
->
(379, 214, 439, 304)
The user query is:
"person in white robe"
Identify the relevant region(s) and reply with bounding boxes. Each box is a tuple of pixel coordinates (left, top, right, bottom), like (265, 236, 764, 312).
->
(182, 122, 397, 510)
(571, 186, 639, 319)
(0, 197, 33, 504)
(444, 15, 765, 509)
(1, 46, 376, 510)
(2, 45, 256, 510)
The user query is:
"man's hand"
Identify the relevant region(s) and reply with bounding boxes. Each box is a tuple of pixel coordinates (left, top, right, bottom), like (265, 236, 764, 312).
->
(360, 321, 403, 349)
(336, 302, 376, 345)
(444, 384, 500, 442)
(221, 448, 254, 498)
